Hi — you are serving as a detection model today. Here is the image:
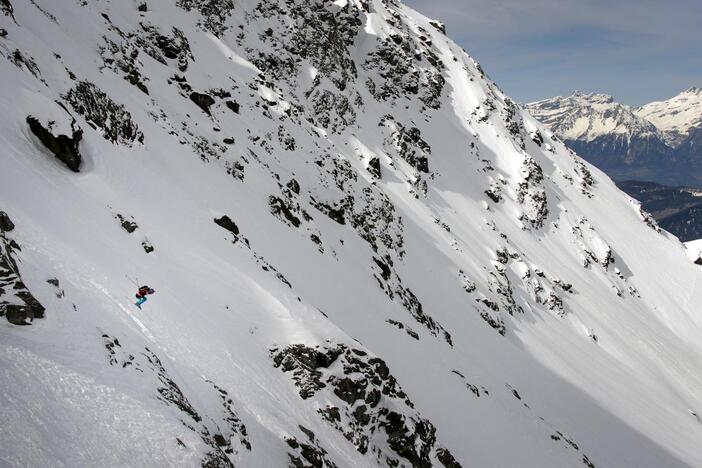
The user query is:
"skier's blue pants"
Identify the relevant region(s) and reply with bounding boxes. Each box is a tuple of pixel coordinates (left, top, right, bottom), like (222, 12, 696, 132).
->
(135, 296, 147, 307)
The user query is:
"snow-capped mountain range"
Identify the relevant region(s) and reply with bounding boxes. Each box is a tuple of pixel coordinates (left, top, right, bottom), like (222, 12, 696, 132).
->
(639, 87, 702, 147)
(526, 91, 664, 143)
(526, 89, 702, 186)
(2, 1, 702, 467)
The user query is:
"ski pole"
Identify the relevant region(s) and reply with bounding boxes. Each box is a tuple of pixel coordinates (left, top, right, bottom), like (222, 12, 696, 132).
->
(125, 274, 139, 287)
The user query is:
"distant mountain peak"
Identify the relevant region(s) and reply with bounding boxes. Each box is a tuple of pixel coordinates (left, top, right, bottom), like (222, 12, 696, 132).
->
(527, 87, 702, 186)
(526, 92, 661, 142)
(637, 87, 702, 146)
(569, 91, 615, 103)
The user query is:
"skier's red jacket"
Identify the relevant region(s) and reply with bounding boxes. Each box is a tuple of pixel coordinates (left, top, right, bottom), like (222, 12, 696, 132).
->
(136, 286, 154, 298)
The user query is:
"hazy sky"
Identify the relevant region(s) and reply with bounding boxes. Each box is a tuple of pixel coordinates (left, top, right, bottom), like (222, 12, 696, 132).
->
(404, 0, 702, 105)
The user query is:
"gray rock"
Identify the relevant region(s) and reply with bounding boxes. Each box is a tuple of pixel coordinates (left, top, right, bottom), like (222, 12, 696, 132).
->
(0, 211, 14, 232)
(225, 100, 239, 114)
(190, 92, 215, 115)
(214, 215, 239, 236)
(26, 116, 83, 172)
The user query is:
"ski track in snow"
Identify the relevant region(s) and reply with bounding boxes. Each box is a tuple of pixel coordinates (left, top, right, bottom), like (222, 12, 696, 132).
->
(89, 278, 157, 342)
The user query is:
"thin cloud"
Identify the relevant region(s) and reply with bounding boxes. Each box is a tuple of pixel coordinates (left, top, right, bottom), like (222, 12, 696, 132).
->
(404, 0, 702, 104)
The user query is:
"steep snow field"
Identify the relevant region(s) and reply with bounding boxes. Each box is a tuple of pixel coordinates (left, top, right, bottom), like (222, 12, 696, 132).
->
(2, 1, 702, 467)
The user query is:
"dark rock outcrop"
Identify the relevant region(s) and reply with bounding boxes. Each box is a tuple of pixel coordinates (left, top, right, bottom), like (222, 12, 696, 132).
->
(0, 213, 45, 325)
(4, 292, 45, 325)
(285, 425, 339, 468)
(63, 81, 144, 146)
(176, 0, 235, 36)
(190, 92, 216, 115)
(269, 196, 302, 228)
(272, 343, 461, 467)
(225, 100, 239, 114)
(102, 334, 247, 467)
(116, 214, 138, 233)
(367, 156, 381, 179)
(26, 116, 83, 172)
(1, 0, 14, 20)
(0, 211, 15, 232)
(428, 20, 446, 34)
(142, 240, 154, 253)
(214, 215, 239, 236)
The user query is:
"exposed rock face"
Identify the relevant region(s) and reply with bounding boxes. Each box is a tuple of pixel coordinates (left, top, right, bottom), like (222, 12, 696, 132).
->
(101, 333, 250, 467)
(364, 22, 446, 110)
(190, 92, 216, 115)
(1, 0, 14, 20)
(176, 0, 235, 36)
(0, 212, 45, 325)
(272, 343, 461, 467)
(63, 81, 144, 146)
(367, 157, 382, 179)
(225, 100, 239, 114)
(214, 215, 240, 236)
(116, 214, 138, 233)
(285, 426, 339, 468)
(141, 239, 155, 253)
(0, 211, 15, 232)
(26, 116, 83, 172)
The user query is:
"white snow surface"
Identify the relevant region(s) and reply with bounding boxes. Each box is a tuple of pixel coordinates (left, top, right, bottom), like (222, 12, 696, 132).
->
(637, 87, 702, 146)
(684, 239, 702, 263)
(0, 1, 702, 468)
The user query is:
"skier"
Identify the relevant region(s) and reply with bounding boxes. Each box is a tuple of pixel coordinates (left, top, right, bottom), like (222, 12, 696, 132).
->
(135, 285, 155, 309)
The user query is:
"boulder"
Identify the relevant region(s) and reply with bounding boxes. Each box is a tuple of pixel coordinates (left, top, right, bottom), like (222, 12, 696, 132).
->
(26, 116, 82, 172)
(214, 215, 239, 236)
(190, 92, 215, 115)
(367, 157, 381, 179)
(225, 100, 239, 114)
(0, 211, 14, 232)
(2, 292, 45, 325)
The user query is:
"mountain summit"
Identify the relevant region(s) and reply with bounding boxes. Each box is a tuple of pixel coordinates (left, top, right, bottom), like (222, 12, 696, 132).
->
(527, 92, 663, 142)
(638, 86, 702, 147)
(2, 1, 702, 467)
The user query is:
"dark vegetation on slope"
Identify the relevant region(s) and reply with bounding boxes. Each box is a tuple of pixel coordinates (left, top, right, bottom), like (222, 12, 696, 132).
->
(617, 180, 702, 241)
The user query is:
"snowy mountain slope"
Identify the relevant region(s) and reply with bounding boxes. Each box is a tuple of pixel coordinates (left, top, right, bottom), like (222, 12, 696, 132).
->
(638, 87, 702, 147)
(2, 1, 702, 467)
(684, 239, 702, 264)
